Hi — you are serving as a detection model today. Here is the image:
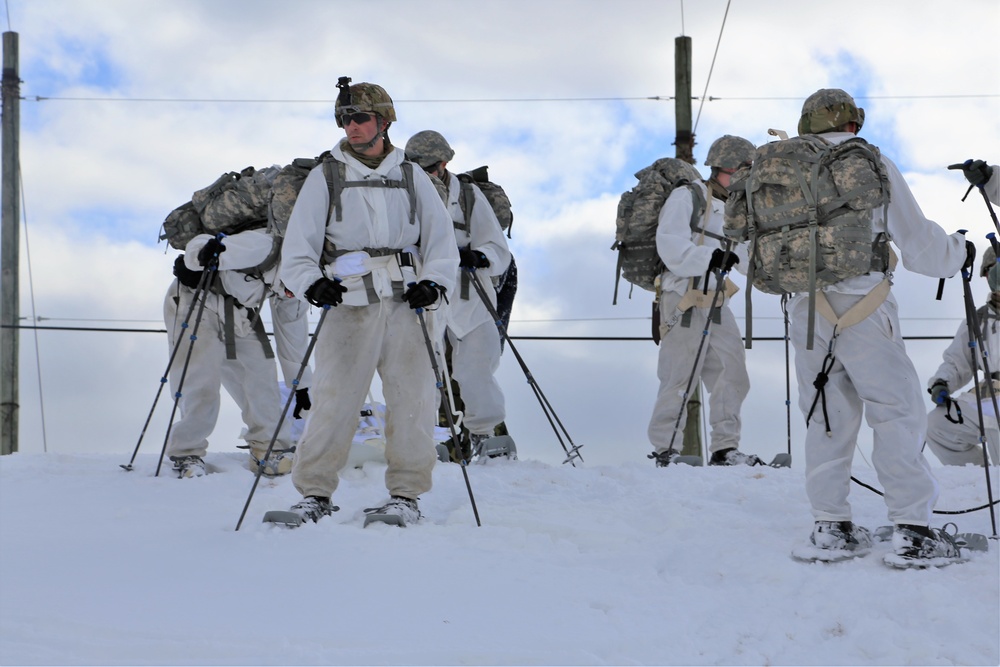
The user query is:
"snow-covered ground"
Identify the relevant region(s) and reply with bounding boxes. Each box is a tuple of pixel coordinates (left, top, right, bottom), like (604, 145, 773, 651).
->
(0, 444, 997, 666)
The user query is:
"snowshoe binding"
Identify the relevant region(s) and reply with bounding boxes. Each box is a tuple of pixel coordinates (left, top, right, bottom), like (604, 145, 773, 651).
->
(263, 495, 339, 528)
(250, 447, 294, 478)
(792, 520, 873, 563)
(648, 449, 703, 467)
(363, 496, 421, 527)
(472, 434, 516, 461)
(709, 448, 764, 467)
(171, 455, 207, 479)
(879, 523, 974, 569)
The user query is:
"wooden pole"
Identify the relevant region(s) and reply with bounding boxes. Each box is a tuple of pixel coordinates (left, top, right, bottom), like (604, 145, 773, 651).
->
(1, 31, 20, 455)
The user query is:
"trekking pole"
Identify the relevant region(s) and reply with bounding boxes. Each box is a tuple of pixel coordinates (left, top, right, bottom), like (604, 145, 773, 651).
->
(949, 160, 1000, 236)
(121, 269, 213, 471)
(235, 305, 330, 531)
(153, 268, 218, 477)
(663, 264, 732, 455)
(957, 251, 999, 538)
(781, 294, 793, 460)
(413, 301, 481, 527)
(466, 269, 584, 466)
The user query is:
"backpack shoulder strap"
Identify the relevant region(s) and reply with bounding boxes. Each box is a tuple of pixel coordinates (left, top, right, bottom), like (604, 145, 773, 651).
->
(322, 157, 417, 225)
(455, 174, 476, 232)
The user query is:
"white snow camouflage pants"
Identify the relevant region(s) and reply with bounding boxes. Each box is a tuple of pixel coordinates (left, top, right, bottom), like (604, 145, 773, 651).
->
(647, 291, 749, 455)
(446, 319, 506, 436)
(292, 298, 439, 500)
(790, 292, 938, 526)
(926, 392, 999, 466)
(163, 282, 292, 459)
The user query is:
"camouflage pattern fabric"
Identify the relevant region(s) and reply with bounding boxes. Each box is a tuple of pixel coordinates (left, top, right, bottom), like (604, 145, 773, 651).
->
(457, 166, 513, 234)
(335, 81, 396, 126)
(797, 88, 865, 135)
(160, 201, 204, 250)
(404, 130, 455, 168)
(612, 158, 703, 299)
(705, 135, 755, 170)
(724, 135, 889, 296)
(268, 154, 330, 237)
(192, 165, 277, 235)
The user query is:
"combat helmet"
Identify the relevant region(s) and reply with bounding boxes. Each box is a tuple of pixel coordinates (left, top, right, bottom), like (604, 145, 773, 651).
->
(705, 135, 756, 170)
(335, 77, 396, 128)
(404, 130, 455, 169)
(798, 88, 865, 136)
(983, 245, 998, 291)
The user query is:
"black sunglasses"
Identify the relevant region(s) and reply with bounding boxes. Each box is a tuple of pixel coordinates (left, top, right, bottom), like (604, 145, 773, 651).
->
(340, 112, 374, 126)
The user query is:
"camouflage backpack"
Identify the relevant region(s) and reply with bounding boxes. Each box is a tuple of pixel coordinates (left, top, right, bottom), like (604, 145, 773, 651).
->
(267, 151, 331, 237)
(456, 165, 513, 236)
(160, 165, 279, 250)
(611, 157, 704, 304)
(724, 134, 890, 347)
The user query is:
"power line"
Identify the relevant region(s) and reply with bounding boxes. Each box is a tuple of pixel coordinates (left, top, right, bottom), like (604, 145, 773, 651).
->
(0, 324, 956, 343)
(693, 0, 732, 134)
(25, 93, 999, 105)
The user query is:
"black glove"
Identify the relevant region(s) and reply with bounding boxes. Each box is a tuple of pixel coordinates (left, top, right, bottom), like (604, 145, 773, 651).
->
(708, 248, 739, 273)
(928, 379, 950, 406)
(304, 277, 347, 308)
(459, 247, 490, 269)
(172, 254, 204, 289)
(197, 236, 227, 267)
(964, 240, 978, 273)
(402, 280, 444, 309)
(949, 159, 994, 187)
(293, 388, 311, 419)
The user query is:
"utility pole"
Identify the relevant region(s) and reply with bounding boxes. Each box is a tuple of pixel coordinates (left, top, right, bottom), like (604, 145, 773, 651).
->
(674, 36, 695, 164)
(1, 31, 20, 455)
(674, 34, 702, 460)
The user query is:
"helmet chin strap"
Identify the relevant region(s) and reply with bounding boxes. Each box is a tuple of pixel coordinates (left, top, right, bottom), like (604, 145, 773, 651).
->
(349, 116, 385, 152)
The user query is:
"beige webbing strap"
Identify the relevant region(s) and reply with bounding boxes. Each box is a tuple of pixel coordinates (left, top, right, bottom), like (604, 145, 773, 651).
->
(814, 247, 898, 335)
(814, 278, 891, 333)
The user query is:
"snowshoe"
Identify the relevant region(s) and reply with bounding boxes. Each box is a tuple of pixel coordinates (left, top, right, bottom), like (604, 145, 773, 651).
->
(363, 496, 421, 527)
(263, 496, 338, 528)
(171, 455, 207, 479)
(648, 449, 691, 467)
(709, 448, 764, 467)
(472, 434, 517, 461)
(768, 453, 792, 468)
(791, 520, 873, 563)
(879, 523, 974, 569)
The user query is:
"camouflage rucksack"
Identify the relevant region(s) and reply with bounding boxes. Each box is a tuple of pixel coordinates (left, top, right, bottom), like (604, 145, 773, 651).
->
(267, 152, 331, 237)
(611, 157, 704, 304)
(456, 165, 513, 236)
(160, 165, 278, 250)
(724, 134, 890, 347)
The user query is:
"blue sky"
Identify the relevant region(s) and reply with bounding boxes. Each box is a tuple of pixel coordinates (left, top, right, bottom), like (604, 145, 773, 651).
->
(5, 0, 999, 465)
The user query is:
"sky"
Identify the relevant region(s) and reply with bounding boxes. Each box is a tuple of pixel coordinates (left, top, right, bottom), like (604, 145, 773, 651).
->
(2, 0, 1000, 469)
(0, 448, 997, 665)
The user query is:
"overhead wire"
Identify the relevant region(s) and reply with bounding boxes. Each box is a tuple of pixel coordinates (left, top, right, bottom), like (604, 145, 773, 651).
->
(692, 0, 731, 135)
(19, 160, 48, 452)
(24, 93, 998, 105)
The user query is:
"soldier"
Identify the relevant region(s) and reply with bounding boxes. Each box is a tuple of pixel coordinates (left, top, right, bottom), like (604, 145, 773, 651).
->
(166, 229, 312, 479)
(787, 89, 974, 567)
(647, 135, 762, 467)
(404, 130, 514, 460)
(925, 245, 999, 466)
(278, 79, 459, 526)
